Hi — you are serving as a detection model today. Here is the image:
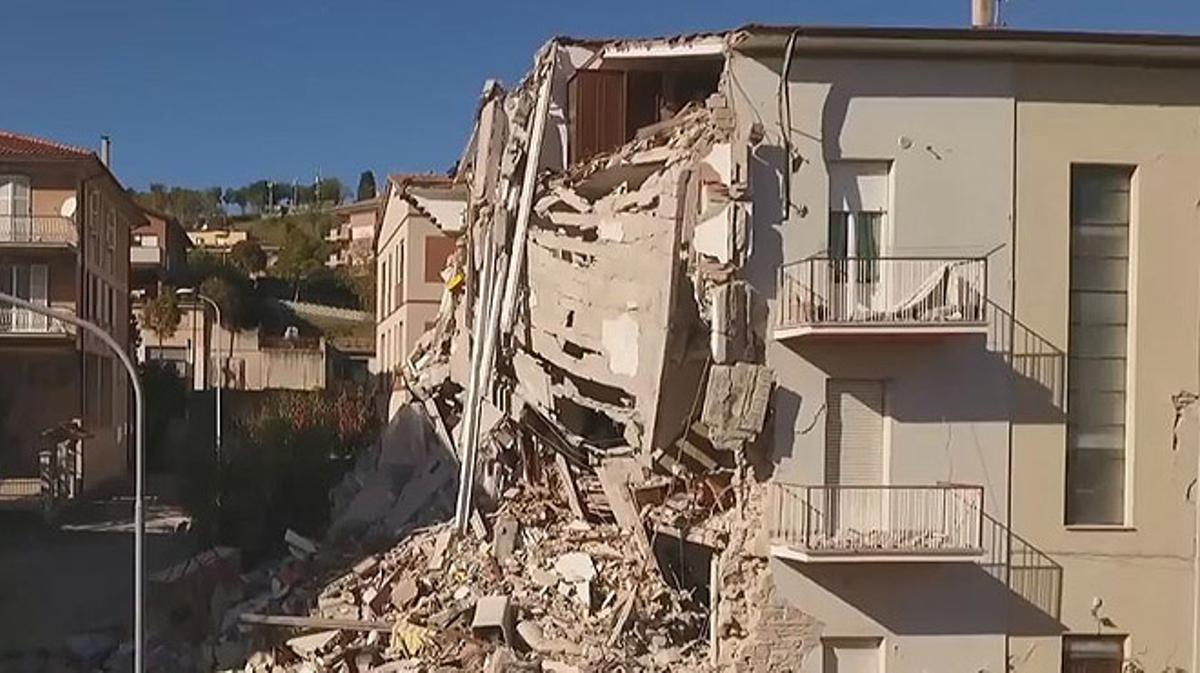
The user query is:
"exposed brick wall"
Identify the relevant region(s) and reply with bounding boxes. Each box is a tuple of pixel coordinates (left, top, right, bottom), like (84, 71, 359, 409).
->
(730, 567, 823, 672)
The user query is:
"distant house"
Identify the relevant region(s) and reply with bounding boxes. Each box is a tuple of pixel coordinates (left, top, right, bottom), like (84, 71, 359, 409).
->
(327, 196, 381, 270)
(131, 206, 190, 295)
(0, 129, 140, 506)
(188, 227, 248, 254)
(374, 174, 463, 375)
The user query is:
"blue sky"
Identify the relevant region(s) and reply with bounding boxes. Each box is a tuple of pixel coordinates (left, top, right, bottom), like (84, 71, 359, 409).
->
(3, 0, 1198, 191)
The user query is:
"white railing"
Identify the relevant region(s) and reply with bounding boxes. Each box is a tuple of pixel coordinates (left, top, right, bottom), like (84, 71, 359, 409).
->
(0, 307, 68, 334)
(776, 257, 987, 331)
(0, 215, 77, 246)
(768, 483, 985, 556)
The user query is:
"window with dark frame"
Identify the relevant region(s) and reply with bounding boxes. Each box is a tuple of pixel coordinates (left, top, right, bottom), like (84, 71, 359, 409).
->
(1062, 635, 1124, 673)
(1066, 164, 1134, 526)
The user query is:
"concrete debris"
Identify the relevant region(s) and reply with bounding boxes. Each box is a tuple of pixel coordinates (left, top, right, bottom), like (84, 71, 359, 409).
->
(286, 629, 341, 658)
(471, 594, 515, 644)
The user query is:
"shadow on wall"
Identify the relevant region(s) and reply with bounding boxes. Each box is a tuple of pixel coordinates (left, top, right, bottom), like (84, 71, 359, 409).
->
(782, 557, 1064, 638)
(986, 300, 1066, 419)
(979, 511, 1064, 623)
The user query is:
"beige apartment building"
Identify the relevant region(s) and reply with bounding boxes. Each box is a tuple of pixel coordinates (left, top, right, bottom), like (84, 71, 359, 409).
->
(728, 26, 1199, 673)
(375, 174, 463, 375)
(0, 130, 138, 505)
(327, 196, 381, 269)
(448, 20, 1200, 673)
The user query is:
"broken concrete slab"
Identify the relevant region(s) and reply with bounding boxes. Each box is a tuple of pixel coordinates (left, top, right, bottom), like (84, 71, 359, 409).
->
(701, 362, 774, 444)
(554, 552, 596, 583)
(286, 630, 341, 658)
(352, 556, 380, 579)
(492, 514, 520, 561)
(515, 620, 583, 656)
(390, 576, 421, 610)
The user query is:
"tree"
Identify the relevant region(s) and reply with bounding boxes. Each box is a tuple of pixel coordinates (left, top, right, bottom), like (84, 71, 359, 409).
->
(356, 171, 377, 202)
(272, 225, 329, 301)
(317, 177, 345, 205)
(142, 291, 182, 348)
(230, 239, 268, 276)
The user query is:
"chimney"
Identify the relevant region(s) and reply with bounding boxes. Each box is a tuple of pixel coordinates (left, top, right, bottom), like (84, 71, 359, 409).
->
(972, 0, 997, 28)
(100, 135, 111, 168)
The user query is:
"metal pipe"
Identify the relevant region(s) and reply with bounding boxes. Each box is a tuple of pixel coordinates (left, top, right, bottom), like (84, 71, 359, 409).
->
(0, 290, 144, 673)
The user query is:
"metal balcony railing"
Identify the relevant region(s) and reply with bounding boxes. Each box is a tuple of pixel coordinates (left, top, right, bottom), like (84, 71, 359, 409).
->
(776, 257, 987, 333)
(767, 483, 985, 557)
(0, 307, 69, 334)
(0, 215, 78, 246)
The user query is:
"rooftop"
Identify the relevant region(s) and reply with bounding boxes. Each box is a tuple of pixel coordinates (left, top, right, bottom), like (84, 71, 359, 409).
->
(0, 130, 95, 159)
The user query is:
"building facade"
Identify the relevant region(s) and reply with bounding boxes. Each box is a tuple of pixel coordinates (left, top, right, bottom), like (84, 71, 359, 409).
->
(0, 130, 139, 504)
(374, 174, 463, 375)
(726, 27, 1198, 673)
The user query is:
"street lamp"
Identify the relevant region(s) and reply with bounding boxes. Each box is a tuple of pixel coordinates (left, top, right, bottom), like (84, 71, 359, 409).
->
(176, 288, 223, 458)
(0, 290, 146, 673)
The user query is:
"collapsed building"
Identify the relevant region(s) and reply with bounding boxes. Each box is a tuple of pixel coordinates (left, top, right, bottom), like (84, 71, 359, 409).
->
(180, 22, 1200, 673)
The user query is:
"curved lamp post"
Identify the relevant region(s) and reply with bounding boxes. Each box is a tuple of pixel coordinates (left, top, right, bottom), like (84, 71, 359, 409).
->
(176, 288, 222, 458)
(0, 291, 145, 673)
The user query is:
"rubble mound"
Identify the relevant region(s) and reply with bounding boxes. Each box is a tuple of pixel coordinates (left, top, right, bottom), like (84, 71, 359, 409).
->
(232, 486, 713, 672)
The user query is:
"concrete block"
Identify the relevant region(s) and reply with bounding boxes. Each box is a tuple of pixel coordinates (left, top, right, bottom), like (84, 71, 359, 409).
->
(471, 594, 514, 645)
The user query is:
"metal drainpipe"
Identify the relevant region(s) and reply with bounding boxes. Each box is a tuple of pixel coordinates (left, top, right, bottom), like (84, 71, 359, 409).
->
(777, 30, 798, 222)
(1004, 90, 1018, 672)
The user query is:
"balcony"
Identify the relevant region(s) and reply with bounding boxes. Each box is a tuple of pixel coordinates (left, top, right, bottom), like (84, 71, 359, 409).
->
(774, 257, 987, 340)
(0, 215, 77, 248)
(767, 483, 985, 562)
(0, 307, 72, 337)
(130, 245, 163, 266)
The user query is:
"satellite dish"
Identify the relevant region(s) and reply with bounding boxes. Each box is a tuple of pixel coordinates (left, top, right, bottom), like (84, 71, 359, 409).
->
(60, 196, 77, 218)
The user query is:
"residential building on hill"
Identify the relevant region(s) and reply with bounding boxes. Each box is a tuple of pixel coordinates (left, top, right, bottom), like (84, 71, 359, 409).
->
(327, 196, 381, 269)
(374, 174, 463, 376)
(0, 129, 139, 506)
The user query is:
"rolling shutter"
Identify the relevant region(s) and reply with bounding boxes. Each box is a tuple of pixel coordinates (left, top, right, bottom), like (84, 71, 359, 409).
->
(825, 380, 885, 485)
(569, 70, 626, 164)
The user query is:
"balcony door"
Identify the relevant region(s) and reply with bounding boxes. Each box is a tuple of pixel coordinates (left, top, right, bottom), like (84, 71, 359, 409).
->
(824, 380, 886, 546)
(0, 176, 31, 242)
(0, 263, 49, 332)
(828, 161, 889, 321)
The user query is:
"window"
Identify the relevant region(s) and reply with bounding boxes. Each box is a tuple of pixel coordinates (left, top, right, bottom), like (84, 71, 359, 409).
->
(1062, 635, 1123, 673)
(394, 245, 405, 310)
(380, 260, 389, 317)
(425, 236, 456, 283)
(0, 263, 48, 331)
(0, 175, 31, 241)
(1066, 165, 1133, 526)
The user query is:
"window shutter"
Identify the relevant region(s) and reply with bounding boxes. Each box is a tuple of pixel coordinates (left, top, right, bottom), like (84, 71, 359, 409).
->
(825, 380, 885, 485)
(570, 70, 627, 164)
(12, 178, 30, 216)
(30, 265, 48, 305)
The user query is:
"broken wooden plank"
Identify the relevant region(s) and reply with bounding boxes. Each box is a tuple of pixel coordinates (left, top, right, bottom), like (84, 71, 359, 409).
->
(554, 452, 587, 521)
(240, 613, 392, 633)
(606, 593, 636, 647)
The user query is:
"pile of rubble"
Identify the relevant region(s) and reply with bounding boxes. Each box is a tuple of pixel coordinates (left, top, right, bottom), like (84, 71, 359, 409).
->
(191, 481, 714, 672)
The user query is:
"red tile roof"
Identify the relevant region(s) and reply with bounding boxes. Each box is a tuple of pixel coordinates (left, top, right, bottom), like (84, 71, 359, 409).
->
(0, 130, 94, 159)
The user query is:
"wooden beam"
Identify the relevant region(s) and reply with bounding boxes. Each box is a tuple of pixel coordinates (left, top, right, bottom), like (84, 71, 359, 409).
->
(240, 613, 392, 633)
